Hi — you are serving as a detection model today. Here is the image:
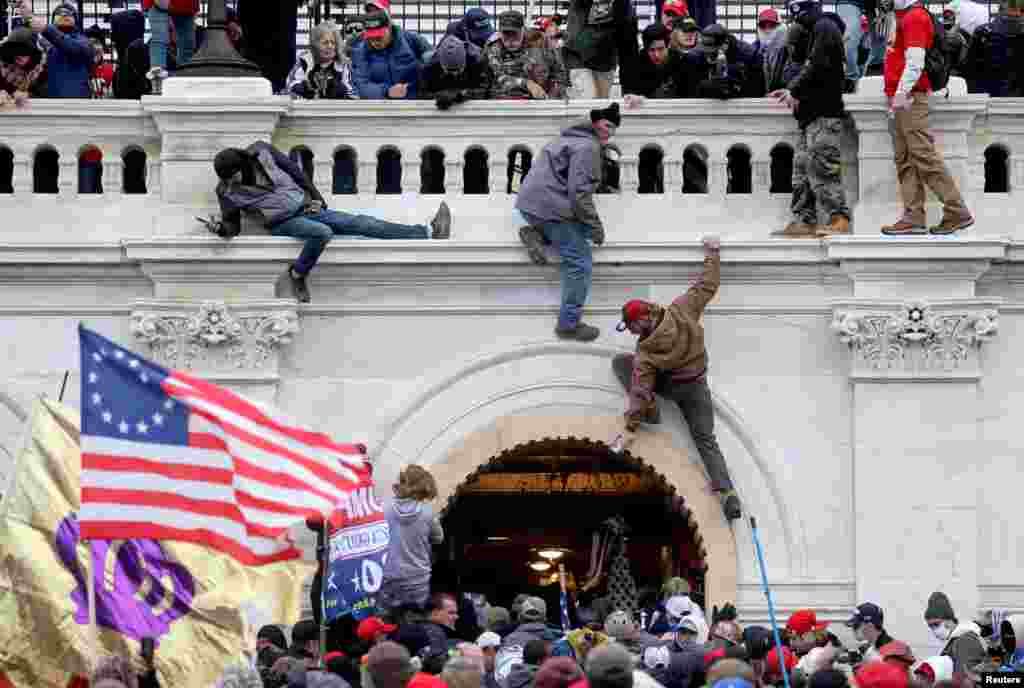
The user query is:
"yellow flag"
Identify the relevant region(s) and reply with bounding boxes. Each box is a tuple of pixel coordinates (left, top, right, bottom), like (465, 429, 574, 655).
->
(0, 399, 315, 688)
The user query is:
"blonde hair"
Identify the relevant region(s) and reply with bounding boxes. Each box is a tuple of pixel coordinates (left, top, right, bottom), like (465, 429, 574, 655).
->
(442, 657, 484, 688)
(393, 465, 438, 501)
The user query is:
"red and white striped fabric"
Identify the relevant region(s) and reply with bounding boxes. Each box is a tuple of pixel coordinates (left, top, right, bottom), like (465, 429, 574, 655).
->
(79, 325, 371, 566)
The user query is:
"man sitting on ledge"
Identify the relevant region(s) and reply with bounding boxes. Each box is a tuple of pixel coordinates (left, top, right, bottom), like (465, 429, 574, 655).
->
(208, 142, 451, 304)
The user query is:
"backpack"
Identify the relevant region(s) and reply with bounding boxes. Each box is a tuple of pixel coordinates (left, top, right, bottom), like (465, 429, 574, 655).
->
(916, 5, 950, 90)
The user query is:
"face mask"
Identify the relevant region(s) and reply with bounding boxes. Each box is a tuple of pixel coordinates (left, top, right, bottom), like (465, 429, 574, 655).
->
(931, 624, 952, 642)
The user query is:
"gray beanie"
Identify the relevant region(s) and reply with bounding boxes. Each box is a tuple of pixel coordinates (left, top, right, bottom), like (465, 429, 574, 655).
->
(438, 35, 467, 71)
(924, 592, 957, 621)
(586, 644, 635, 688)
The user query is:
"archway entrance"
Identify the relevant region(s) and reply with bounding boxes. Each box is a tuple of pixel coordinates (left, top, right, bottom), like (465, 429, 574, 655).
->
(432, 437, 709, 621)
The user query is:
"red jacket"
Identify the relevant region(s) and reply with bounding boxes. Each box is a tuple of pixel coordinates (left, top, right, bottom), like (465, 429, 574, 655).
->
(142, 0, 200, 16)
(884, 4, 933, 96)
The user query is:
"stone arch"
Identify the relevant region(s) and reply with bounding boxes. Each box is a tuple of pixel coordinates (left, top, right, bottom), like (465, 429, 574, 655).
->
(420, 145, 446, 195)
(463, 146, 489, 195)
(770, 143, 795, 194)
(726, 144, 753, 194)
(984, 144, 1010, 193)
(429, 417, 736, 609)
(371, 342, 799, 611)
(638, 144, 665, 194)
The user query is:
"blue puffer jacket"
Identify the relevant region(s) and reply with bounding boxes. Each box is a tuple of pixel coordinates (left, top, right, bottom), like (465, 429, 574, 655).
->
(43, 3, 93, 98)
(351, 26, 430, 99)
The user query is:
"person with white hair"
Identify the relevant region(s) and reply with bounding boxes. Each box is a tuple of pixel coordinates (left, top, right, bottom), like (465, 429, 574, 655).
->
(287, 21, 355, 99)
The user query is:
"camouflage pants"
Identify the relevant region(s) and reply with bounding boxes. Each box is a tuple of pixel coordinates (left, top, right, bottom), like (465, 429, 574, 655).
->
(791, 117, 850, 224)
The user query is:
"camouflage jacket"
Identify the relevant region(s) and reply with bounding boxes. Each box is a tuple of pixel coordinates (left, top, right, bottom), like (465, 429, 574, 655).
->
(483, 38, 568, 98)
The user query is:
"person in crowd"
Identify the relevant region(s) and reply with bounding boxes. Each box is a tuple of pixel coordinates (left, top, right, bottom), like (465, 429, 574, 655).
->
(504, 639, 550, 688)
(605, 609, 659, 657)
(535, 658, 585, 688)
(287, 21, 355, 100)
(535, 16, 565, 51)
(351, 6, 430, 100)
(784, 610, 829, 657)
(376, 465, 445, 609)
(422, 593, 461, 650)
(662, 0, 689, 28)
(114, 19, 178, 99)
(878, 641, 915, 673)
(141, 0, 196, 77)
(292, 618, 322, 666)
(368, 642, 418, 688)
(210, 143, 451, 303)
(764, 646, 798, 686)
(85, 26, 114, 98)
(551, 626, 609, 665)
(753, 8, 786, 52)
(939, 9, 971, 81)
(588, 644, 635, 688)
(687, 24, 764, 99)
(223, 7, 244, 53)
(612, 235, 741, 521)
(447, 8, 495, 49)
(419, 34, 493, 109)
(795, 645, 838, 679)
(479, 631, 504, 688)
(847, 603, 894, 663)
(622, 23, 686, 100)
(485, 10, 566, 99)
(665, 595, 709, 642)
(768, 0, 850, 239)
(515, 103, 619, 342)
(853, 659, 909, 688)
(879, 0, 974, 235)
(998, 615, 1024, 671)
(706, 658, 757, 687)
(913, 657, 954, 686)
(496, 601, 562, 684)
(963, 0, 1024, 97)
(668, 15, 701, 56)
(562, 0, 638, 99)
(444, 657, 485, 688)
(0, 27, 46, 107)
(765, 22, 808, 92)
(487, 607, 515, 636)
(708, 606, 743, 652)
(18, 1, 91, 98)
(639, 616, 707, 688)
(360, 617, 399, 647)
(238, 0, 301, 92)
(924, 592, 986, 682)
(833, 0, 870, 91)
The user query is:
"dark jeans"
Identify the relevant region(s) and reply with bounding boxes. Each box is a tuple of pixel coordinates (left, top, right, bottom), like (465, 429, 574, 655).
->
(612, 353, 734, 492)
(271, 208, 428, 275)
(518, 210, 593, 330)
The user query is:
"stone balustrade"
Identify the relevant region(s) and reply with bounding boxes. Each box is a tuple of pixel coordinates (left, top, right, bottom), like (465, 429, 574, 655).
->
(0, 85, 1022, 241)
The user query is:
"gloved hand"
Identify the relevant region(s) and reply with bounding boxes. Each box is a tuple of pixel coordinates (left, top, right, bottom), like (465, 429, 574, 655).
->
(435, 92, 455, 110)
(591, 224, 605, 246)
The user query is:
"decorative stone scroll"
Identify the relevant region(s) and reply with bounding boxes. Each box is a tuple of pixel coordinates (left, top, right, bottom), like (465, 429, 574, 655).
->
(832, 300, 998, 380)
(131, 301, 298, 374)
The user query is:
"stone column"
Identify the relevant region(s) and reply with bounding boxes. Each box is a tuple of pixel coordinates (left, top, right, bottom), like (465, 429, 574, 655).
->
(829, 237, 1002, 657)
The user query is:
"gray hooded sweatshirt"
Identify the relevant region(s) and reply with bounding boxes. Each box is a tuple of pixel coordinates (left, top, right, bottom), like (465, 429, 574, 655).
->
(382, 498, 444, 591)
(515, 120, 604, 234)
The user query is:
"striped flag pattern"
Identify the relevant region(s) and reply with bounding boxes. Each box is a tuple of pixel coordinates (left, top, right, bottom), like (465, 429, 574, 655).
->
(78, 325, 371, 565)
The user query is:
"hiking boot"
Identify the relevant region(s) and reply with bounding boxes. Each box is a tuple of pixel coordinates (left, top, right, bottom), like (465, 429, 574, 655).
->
(720, 491, 742, 521)
(519, 225, 549, 265)
(554, 323, 600, 342)
(929, 213, 974, 235)
(881, 218, 927, 235)
(430, 201, 451, 239)
(286, 268, 311, 304)
(771, 221, 819, 238)
(816, 215, 851, 237)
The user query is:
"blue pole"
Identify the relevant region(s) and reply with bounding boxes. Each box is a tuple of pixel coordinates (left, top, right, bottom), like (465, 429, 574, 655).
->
(750, 516, 791, 688)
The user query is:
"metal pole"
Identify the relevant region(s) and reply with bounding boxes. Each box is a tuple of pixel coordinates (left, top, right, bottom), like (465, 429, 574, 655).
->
(750, 516, 791, 688)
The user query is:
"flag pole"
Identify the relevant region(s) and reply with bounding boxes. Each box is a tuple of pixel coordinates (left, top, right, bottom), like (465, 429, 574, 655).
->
(317, 517, 329, 668)
(86, 537, 100, 670)
(750, 517, 791, 688)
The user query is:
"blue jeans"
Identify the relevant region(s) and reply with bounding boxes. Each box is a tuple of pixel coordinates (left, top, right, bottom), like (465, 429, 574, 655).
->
(271, 208, 428, 275)
(147, 8, 196, 70)
(837, 3, 864, 82)
(535, 217, 594, 330)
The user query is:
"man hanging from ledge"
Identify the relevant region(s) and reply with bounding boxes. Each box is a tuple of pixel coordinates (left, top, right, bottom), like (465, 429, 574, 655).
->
(206, 142, 451, 304)
(611, 235, 742, 521)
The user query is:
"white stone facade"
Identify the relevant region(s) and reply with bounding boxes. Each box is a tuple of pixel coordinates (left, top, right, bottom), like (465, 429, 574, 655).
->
(1, 78, 1023, 656)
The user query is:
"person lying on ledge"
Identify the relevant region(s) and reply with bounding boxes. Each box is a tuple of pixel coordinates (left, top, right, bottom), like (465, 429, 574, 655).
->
(206, 142, 451, 304)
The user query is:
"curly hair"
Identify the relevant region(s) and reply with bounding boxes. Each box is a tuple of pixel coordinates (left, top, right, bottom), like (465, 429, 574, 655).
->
(92, 655, 138, 688)
(393, 465, 438, 501)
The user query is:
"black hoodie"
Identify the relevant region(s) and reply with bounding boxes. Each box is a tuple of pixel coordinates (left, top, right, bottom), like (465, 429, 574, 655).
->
(786, 8, 847, 128)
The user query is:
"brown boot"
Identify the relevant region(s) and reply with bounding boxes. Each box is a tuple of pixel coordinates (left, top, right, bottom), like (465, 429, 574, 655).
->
(929, 213, 974, 235)
(881, 217, 927, 235)
(771, 221, 819, 238)
(816, 215, 851, 237)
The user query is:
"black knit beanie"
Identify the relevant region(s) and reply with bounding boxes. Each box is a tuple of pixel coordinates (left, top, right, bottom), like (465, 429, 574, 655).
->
(590, 102, 621, 127)
(924, 592, 956, 621)
(214, 148, 249, 180)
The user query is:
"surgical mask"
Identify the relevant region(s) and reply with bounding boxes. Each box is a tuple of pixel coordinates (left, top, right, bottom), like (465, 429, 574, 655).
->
(931, 623, 952, 642)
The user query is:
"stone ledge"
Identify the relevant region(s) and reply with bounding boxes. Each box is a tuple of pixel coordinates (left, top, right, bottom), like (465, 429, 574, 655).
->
(827, 235, 1009, 261)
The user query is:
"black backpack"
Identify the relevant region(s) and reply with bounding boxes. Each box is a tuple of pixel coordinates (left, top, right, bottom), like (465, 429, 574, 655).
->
(918, 5, 951, 90)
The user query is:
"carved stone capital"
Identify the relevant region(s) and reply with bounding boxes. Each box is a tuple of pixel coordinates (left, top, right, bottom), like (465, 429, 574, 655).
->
(130, 300, 298, 384)
(832, 299, 999, 381)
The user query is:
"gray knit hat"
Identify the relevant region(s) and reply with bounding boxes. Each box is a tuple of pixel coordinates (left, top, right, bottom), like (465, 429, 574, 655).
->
(586, 644, 635, 688)
(437, 35, 467, 71)
(924, 592, 956, 621)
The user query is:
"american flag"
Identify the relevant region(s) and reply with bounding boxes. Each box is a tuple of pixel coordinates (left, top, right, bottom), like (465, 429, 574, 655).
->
(558, 564, 572, 631)
(78, 325, 371, 565)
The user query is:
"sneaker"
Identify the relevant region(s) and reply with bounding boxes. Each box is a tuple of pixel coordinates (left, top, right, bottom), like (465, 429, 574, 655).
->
(519, 226, 549, 265)
(771, 221, 819, 238)
(720, 491, 742, 521)
(430, 201, 451, 239)
(554, 323, 600, 342)
(816, 214, 851, 237)
(881, 218, 927, 235)
(287, 268, 311, 303)
(929, 213, 974, 235)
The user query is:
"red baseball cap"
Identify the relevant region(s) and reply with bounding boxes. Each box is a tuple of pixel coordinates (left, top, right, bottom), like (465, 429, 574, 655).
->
(786, 609, 828, 636)
(363, 12, 392, 40)
(357, 616, 397, 642)
(365, 0, 391, 11)
(855, 660, 910, 688)
(758, 8, 781, 24)
(663, 0, 689, 17)
(616, 299, 652, 332)
(764, 646, 797, 679)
